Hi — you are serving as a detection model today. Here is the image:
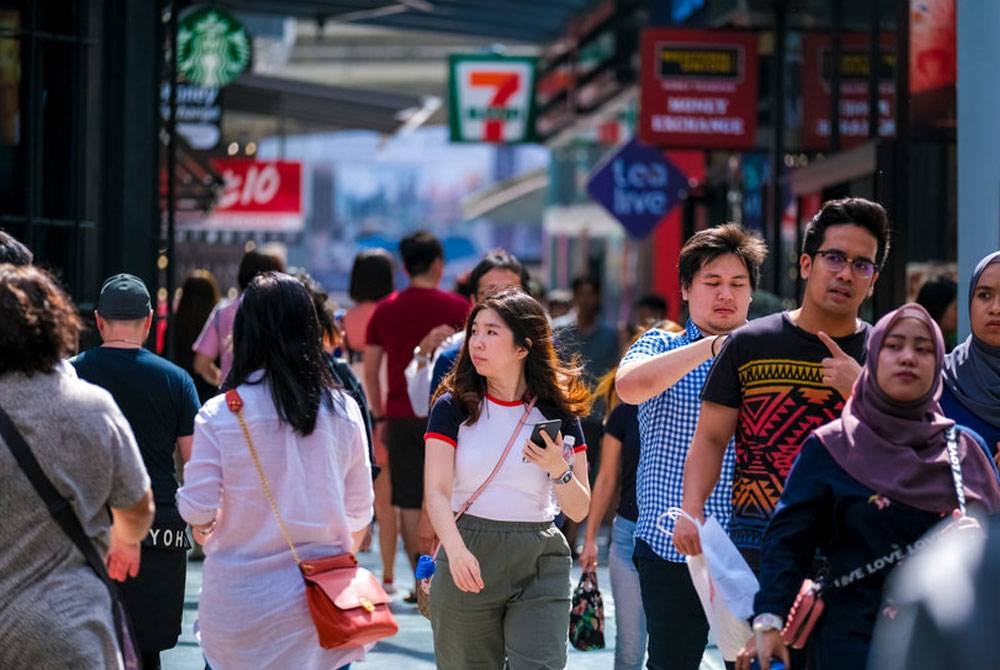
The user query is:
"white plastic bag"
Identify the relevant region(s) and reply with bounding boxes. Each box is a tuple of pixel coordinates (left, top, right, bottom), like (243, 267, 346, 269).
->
(660, 508, 758, 661)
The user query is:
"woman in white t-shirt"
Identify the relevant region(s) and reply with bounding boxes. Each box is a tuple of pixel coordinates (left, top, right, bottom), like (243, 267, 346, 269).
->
(424, 288, 592, 670)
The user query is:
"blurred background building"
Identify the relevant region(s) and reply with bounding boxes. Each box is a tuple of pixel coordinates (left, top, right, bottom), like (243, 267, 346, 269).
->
(1, 0, 993, 346)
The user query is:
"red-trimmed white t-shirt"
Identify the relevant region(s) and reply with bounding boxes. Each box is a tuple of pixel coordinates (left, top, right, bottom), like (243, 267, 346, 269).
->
(426, 392, 587, 522)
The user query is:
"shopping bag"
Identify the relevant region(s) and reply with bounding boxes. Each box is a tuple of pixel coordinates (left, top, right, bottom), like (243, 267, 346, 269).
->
(662, 508, 758, 661)
(687, 553, 755, 661)
(568, 570, 605, 651)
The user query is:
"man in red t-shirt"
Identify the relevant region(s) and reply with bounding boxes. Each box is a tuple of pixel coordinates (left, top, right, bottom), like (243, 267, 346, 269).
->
(364, 231, 470, 579)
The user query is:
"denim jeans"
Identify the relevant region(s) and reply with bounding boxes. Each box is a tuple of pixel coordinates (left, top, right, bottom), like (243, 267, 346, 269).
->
(634, 538, 710, 670)
(609, 516, 647, 670)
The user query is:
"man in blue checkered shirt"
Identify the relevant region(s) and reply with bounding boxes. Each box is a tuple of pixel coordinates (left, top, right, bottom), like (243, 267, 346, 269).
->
(617, 224, 768, 670)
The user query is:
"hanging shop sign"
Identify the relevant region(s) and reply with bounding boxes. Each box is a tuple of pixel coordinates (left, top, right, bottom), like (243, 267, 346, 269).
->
(586, 138, 689, 240)
(160, 82, 221, 150)
(800, 33, 896, 150)
(448, 54, 538, 144)
(910, 0, 956, 137)
(177, 6, 252, 88)
(196, 159, 302, 232)
(639, 28, 758, 150)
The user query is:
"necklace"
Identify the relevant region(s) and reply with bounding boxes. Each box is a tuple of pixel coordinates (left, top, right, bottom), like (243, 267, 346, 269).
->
(103, 338, 142, 347)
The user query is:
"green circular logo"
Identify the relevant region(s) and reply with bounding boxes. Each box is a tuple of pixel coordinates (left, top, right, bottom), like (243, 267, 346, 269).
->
(177, 7, 252, 88)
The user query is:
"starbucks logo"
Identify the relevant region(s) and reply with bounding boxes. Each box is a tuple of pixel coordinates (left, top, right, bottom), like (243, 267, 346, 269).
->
(177, 7, 251, 88)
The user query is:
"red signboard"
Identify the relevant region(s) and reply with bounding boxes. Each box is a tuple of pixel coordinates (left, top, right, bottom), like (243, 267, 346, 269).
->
(639, 28, 759, 150)
(188, 159, 303, 232)
(910, 0, 955, 135)
(800, 33, 896, 150)
(210, 159, 302, 213)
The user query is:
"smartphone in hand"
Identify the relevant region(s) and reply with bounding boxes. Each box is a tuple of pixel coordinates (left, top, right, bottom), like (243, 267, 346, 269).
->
(529, 419, 562, 445)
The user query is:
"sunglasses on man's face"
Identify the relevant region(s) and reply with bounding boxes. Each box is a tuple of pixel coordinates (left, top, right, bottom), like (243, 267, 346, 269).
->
(814, 249, 877, 278)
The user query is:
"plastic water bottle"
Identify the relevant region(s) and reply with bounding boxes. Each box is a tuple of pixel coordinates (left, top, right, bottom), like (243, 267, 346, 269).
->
(562, 434, 576, 466)
(749, 659, 785, 670)
(415, 554, 436, 579)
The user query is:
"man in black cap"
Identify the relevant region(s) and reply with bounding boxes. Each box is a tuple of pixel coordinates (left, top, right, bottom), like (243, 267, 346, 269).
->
(72, 273, 201, 670)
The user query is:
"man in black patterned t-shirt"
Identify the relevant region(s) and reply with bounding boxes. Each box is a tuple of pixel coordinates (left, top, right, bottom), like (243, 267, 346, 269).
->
(675, 198, 892, 573)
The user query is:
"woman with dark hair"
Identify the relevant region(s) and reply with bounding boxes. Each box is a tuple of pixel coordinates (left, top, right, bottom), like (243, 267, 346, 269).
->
(192, 248, 284, 388)
(342, 248, 399, 590)
(296, 271, 377, 480)
(915, 275, 958, 351)
(738, 303, 1000, 670)
(177, 272, 374, 669)
(343, 248, 396, 364)
(171, 269, 221, 404)
(0, 265, 154, 669)
(424, 288, 592, 669)
(941, 251, 1000, 458)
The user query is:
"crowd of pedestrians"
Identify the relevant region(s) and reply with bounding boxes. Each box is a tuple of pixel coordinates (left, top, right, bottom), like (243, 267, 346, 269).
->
(1, 199, 999, 670)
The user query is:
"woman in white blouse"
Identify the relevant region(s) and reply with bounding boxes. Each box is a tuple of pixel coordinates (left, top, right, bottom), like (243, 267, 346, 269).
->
(424, 288, 591, 669)
(178, 272, 374, 670)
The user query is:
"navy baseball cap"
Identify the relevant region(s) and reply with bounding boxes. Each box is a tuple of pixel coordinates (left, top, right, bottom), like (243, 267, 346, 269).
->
(96, 273, 151, 319)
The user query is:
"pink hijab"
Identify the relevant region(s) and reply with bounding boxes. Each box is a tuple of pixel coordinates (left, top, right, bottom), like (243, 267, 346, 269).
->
(815, 303, 1000, 514)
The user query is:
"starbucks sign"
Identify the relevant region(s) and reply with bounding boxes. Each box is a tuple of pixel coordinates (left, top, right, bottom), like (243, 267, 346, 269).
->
(177, 7, 251, 88)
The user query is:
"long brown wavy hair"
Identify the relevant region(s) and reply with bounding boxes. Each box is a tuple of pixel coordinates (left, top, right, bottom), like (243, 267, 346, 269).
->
(436, 288, 592, 423)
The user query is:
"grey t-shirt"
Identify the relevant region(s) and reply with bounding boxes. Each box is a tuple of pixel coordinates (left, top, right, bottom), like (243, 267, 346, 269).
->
(0, 370, 149, 669)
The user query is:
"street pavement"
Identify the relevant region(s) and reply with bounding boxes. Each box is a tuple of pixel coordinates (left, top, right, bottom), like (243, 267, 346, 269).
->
(162, 526, 726, 669)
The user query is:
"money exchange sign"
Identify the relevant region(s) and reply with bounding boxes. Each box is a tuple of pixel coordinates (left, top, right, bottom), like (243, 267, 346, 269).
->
(639, 28, 758, 149)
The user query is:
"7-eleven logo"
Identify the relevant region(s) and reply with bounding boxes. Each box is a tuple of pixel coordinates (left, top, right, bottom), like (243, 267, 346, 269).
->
(450, 56, 537, 143)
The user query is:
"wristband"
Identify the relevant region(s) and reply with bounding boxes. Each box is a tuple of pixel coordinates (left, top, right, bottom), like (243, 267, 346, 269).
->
(752, 613, 784, 632)
(551, 469, 574, 485)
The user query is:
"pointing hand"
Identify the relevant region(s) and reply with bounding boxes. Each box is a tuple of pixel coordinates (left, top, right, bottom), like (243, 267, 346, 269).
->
(816, 331, 861, 399)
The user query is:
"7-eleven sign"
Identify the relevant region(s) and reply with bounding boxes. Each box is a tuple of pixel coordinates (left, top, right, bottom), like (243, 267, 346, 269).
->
(448, 54, 539, 144)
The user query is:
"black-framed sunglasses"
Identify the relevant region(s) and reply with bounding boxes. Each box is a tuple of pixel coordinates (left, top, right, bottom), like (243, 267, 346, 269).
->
(814, 249, 877, 278)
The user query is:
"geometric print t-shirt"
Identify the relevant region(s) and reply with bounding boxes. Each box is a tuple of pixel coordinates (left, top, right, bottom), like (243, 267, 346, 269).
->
(701, 311, 870, 552)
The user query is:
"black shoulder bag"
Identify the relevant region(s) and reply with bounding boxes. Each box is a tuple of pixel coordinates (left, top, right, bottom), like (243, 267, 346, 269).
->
(0, 404, 142, 670)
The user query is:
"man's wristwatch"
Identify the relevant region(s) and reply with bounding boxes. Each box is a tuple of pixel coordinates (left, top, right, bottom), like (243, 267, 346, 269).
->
(551, 469, 573, 485)
(752, 613, 784, 633)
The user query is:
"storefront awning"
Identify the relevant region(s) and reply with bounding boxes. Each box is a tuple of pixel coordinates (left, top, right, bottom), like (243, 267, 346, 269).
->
(223, 1, 595, 43)
(461, 168, 548, 223)
(224, 72, 427, 134)
(788, 140, 877, 196)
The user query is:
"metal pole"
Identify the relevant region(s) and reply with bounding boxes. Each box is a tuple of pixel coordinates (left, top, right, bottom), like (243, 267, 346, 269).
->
(830, 0, 842, 151)
(770, 0, 787, 297)
(881, 0, 910, 317)
(165, 0, 178, 358)
(868, 0, 881, 140)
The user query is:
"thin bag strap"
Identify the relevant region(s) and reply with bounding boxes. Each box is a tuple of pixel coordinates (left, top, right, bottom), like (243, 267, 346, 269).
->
(0, 403, 132, 652)
(945, 426, 966, 515)
(431, 396, 537, 559)
(826, 426, 967, 591)
(225, 390, 302, 566)
(455, 396, 537, 519)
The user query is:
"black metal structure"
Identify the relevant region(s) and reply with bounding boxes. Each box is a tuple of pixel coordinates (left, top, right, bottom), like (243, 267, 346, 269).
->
(225, 73, 425, 134)
(0, 0, 160, 312)
(221, 0, 600, 43)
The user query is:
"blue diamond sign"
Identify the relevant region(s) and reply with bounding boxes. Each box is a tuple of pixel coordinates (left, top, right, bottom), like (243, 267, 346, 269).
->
(587, 139, 689, 239)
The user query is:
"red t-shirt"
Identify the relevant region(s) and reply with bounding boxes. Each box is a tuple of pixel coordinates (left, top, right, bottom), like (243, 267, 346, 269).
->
(366, 287, 470, 418)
